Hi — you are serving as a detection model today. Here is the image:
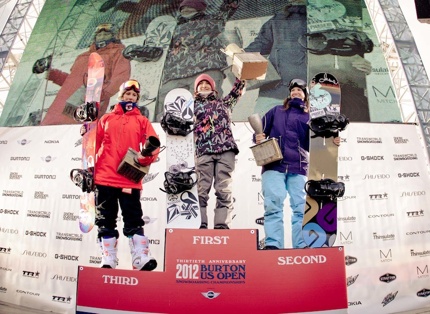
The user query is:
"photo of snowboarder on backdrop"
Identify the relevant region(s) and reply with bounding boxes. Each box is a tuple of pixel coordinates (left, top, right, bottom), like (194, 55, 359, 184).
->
(36, 23, 130, 125)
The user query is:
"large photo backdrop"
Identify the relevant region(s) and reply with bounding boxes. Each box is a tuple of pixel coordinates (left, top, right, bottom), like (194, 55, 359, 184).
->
(0, 122, 429, 313)
(0, 0, 401, 126)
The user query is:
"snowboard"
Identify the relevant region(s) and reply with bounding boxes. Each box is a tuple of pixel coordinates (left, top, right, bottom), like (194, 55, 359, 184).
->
(302, 73, 346, 248)
(70, 52, 105, 233)
(161, 88, 200, 229)
(123, 15, 176, 120)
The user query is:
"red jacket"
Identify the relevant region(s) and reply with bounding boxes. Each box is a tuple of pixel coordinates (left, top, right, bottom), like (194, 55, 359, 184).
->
(95, 104, 159, 189)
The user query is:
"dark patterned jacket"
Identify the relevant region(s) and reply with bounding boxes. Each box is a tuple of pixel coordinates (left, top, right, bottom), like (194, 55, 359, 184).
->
(194, 79, 245, 157)
(162, 1, 238, 83)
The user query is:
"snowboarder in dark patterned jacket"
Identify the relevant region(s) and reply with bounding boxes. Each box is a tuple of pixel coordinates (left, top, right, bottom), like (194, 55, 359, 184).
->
(193, 74, 245, 230)
(155, 0, 239, 121)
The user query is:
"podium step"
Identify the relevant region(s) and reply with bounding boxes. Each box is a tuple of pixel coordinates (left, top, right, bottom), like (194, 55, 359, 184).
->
(77, 229, 347, 314)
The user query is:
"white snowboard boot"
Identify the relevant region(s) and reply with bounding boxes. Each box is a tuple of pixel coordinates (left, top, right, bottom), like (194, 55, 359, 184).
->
(129, 234, 157, 271)
(98, 237, 118, 269)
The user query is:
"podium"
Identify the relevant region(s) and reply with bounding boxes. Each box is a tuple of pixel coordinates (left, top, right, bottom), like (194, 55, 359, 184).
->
(76, 229, 347, 314)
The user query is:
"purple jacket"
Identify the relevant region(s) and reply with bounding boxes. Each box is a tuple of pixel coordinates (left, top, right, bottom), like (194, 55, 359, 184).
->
(260, 100, 310, 176)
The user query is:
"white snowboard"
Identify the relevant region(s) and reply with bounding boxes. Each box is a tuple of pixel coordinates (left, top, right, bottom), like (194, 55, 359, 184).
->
(163, 88, 200, 229)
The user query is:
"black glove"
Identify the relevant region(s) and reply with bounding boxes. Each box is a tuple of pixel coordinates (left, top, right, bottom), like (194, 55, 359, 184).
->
(32, 55, 52, 74)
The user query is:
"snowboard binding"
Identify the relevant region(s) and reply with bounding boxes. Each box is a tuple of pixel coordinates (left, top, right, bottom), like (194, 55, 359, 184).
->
(309, 113, 349, 138)
(122, 44, 163, 62)
(160, 169, 197, 195)
(305, 178, 345, 202)
(73, 101, 99, 122)
(161, 111, 194, 136)
(70, 168, 95, 193)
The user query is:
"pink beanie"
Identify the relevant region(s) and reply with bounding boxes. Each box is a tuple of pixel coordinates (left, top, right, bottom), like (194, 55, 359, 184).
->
(194, 74, 216, 92)
(180, 0, 207, 12)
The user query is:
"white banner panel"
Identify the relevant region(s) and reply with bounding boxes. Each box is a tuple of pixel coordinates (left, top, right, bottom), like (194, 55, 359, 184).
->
(0, 122, 429, 313)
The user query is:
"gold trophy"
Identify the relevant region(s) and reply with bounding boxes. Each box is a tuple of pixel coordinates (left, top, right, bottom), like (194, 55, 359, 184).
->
(248, 113, 283, 166)
(117, 136, 160, 182)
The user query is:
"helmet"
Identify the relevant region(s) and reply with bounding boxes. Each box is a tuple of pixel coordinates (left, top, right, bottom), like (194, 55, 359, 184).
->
(288, 78, 308, 94)
(118, 79, 141, 100)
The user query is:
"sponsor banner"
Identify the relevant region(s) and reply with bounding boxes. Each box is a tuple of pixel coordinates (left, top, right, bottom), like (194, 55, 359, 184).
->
(0, 122, 430, 314)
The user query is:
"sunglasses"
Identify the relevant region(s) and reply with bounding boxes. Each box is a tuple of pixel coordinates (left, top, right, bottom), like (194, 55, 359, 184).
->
(121, 80, 140, 93)
(288, 79, 307, 90)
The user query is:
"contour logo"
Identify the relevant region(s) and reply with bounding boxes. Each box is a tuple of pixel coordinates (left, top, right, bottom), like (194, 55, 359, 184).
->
(201, 291, 220, 299)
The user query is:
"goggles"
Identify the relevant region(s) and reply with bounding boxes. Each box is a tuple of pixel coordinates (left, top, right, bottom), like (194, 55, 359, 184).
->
(121, 80, 140, 93)
(288, 78, 307, 91)
(95, 23, 114, 34)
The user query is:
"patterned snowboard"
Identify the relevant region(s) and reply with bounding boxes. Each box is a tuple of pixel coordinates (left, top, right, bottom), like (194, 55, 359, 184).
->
(302, 73, 342, 247)
(162, 88, 200, 229)
(124, 15, 176, 121)
(74, 52, 104, 233)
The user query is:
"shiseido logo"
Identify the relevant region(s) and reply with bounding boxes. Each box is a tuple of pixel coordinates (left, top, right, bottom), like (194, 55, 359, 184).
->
(51, 274, 77, 282)
(401, 190, 426, 197)
(102, 275, 138, 285)
(345, 255, 357, 266)
(379, 273, 396, 283)
(393, 154, 417, 161)
(22, 250, 47, 258)
(382, 291, 398, 306)
(0, 140, 7, 144)
(0, 227, 18, 234)
(362, 173, 390, 180)
(347, 274, 359, 286)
